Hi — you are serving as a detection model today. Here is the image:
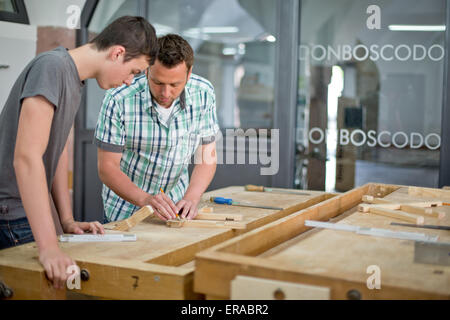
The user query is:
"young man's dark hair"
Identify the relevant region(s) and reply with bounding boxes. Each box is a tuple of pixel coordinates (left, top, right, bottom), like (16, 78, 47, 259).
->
(157, 34, 194, 70)
(90, 16, 158, 64)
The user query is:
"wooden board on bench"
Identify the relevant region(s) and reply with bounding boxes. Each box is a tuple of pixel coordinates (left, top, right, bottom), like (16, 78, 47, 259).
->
(194, 183, 450, 300)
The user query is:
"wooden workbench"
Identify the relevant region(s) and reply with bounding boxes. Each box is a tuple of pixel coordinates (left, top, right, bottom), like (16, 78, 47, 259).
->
(194, 183, 450, 300)
(0, 186, 331, 300)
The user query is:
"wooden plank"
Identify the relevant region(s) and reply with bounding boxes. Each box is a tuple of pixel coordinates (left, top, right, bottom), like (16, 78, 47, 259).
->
(362, 195, 443, 208)
(199, 206, 214, 213)
(362, 195, 391, 204)
(400, 205, 445, 219)
(230, 275, 330, 300)
(111, 206, 154, 231)
(363, 206, 424, 225)
(195, 213, 243, 221)
(359, 202, 444, 219)
(409, 186, 450, 199)
(167, 219, 246, 229)
(359, 202, 443, 212)
(0, 265, 66, 300)
(194, 184, 450, 299)
(359, 203, 399, 212)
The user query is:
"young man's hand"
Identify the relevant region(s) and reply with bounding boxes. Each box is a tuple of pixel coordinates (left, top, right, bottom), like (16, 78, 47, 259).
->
(144, 194, 179, 221)
(61, 219, 105, 234)
(38, 246, 76, 290)
(176, 197, 200, 220)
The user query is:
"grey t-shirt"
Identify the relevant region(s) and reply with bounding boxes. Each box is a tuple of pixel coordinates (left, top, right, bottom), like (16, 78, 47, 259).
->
(0, 46, 83, 220)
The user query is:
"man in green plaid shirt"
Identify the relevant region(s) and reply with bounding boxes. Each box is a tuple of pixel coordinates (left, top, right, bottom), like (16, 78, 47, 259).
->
(95, 34, 219, 222)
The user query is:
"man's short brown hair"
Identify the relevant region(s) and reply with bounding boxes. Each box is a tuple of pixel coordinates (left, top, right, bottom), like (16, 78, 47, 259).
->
(157, 34, 194, 70)
(90, 16, 158, 64)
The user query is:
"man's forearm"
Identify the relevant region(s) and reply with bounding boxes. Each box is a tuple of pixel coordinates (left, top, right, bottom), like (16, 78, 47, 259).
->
(51, 143, 73, 224)
(14, 156, 58, 250)
(184, 142, 217, 200)
(99, 164, 150, 207)
(184, 162, 216, 201)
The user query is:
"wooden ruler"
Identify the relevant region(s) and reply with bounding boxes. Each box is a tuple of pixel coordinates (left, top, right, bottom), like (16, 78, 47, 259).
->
(59, 234, 137, 242)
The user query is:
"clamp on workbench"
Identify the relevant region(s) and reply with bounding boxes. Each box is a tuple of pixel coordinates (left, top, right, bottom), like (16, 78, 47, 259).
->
(0, 280, 13, 299)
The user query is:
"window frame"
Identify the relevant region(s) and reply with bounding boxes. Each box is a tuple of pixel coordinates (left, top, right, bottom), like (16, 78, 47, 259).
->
(0, 0, 29, 24)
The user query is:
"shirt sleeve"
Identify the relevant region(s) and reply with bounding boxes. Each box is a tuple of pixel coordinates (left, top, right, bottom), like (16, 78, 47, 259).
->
(199, 90, 220, 145)
(20, 55, 64, 108)
(94, 92, 126, 153)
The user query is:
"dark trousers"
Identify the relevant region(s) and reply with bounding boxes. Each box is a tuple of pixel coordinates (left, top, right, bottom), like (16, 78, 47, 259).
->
(0, 217, 34, 250)
(0, 195, 63, 250)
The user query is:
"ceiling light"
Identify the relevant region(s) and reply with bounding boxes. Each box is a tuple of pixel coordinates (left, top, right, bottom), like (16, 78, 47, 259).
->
(222, 47, 237, 55)
(265, 35, 276, 42)
(202, 26, 239, 33)
(388, 25, 446, 31)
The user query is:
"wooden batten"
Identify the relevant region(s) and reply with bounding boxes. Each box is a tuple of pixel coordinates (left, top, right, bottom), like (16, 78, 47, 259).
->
(409, 186, 450, 199)
(400, 205, 445, 219)
(112, 206, 154, 231)
(367, 206, 424, 224)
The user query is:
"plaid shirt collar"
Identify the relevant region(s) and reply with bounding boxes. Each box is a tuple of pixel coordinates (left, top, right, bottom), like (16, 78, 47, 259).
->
(145, 77, 193, 114)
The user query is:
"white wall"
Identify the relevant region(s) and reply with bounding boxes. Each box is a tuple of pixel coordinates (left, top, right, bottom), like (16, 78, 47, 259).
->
(0, 0, 87, 112)
(0, 21, 36, 111)
(25, 0, 86, 28)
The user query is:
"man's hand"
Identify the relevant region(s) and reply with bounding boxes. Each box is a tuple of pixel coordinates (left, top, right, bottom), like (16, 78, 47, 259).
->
(176, 197, 201, 220)
(144, 193, 179, 221)
(98, 149, 179, 221)
(38, 246, 76, 289)
(61, 219, 105, 235)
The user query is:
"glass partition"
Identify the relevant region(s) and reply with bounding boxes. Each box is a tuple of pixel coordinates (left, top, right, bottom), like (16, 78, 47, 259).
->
(296, 0, 446, 191)
(147, 0, 277, 129)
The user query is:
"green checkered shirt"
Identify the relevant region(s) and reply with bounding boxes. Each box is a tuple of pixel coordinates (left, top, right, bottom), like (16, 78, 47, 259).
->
(94, 73, 219, 221)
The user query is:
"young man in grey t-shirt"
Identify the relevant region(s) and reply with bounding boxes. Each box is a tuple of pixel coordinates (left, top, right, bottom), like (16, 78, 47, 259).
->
(0, 16, 157, 289)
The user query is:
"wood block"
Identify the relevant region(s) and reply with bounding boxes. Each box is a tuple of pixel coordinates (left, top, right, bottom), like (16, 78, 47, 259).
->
(400, 205, 445, 219)
(362, 195, 391, 204)
(409, 186, 450, 199)
(359, 203, 400, 213)
(362, 195, 442, 208)
(112, 206, 154, 231)
(368, 206, 424, 224)
(199, 206, 214, 213)
(230, 275, 330, 300)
